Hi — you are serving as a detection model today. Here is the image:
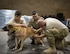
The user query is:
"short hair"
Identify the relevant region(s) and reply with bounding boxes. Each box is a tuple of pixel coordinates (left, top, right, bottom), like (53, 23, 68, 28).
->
(15, 10, 21, 16)
(32, 11, 37, 15)
(37, 19, 45, 27)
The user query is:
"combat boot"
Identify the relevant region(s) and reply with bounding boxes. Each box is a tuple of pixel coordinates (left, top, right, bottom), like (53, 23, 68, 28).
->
(43, 46, 57, 54)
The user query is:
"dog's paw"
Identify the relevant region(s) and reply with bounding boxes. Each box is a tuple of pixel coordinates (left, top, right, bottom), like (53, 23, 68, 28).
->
(17, 48, 22, 52)
(12, 47, 17, 51)
(42, 44, 45, 47)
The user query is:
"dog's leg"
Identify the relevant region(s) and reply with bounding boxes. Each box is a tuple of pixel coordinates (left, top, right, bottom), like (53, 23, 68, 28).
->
(39, 38, 44, 47)
(13, 38, 18, 50)
(34, 38, 38, 44)
(17, 38, 24, 51)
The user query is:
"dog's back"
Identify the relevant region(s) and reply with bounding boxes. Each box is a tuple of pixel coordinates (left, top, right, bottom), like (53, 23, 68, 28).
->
(26, 27, 35, 37)
(13, 26, 35, 38)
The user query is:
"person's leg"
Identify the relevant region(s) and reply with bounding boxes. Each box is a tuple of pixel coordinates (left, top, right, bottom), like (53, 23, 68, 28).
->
(54, 29, 69, 49)
(7, 33, 15, 49)
(43, 29, 57, 54)
(55, 39, 67, 50)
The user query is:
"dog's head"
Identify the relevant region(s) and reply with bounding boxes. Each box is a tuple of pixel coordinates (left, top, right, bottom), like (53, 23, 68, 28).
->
(7, 24, 14, 30)
(6, 24, 16, 36)
(2, 24, 14, 31)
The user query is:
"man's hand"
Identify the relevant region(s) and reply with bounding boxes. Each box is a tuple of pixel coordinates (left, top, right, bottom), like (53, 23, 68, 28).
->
(12, 23, 27, 27)
(33, 29, 39, 33)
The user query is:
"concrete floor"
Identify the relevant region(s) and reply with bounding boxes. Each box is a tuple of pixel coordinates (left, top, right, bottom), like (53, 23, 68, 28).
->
(0, 31, 70, 54)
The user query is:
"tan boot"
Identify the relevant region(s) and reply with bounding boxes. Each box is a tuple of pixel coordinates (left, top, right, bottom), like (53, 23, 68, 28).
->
(43, 47, 57, 54)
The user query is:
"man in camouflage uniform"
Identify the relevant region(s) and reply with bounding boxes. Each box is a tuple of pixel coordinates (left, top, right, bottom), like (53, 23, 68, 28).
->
(28, 11, 44, 44)
(7, 10, 27, 49)
(36, 18, 69, 54)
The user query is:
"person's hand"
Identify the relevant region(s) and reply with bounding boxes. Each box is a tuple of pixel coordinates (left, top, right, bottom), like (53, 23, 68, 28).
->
(33, 29, 39, 33)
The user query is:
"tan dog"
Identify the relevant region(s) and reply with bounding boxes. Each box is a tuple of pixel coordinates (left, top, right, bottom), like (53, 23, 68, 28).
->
(7, 24, 44, 51)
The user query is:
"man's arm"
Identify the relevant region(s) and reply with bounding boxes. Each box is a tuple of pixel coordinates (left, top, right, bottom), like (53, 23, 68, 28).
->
(12, 23, 27, 27)
(35, 27, 45, 33)
(11, 19, 27, 27)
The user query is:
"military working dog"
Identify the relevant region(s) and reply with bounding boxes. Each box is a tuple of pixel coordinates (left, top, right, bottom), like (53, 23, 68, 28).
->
(6, 24, 44, 51)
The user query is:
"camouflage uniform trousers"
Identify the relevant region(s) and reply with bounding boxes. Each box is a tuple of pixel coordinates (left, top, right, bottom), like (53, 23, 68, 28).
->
(7, 33, 15, 49)
(45, 28, 69, 49)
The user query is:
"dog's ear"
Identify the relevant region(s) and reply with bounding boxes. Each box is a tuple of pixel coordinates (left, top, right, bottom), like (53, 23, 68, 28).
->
(7, 24, 13, 30)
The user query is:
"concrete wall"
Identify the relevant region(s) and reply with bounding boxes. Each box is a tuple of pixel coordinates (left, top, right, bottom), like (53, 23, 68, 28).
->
(0, 0, 70, 19)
